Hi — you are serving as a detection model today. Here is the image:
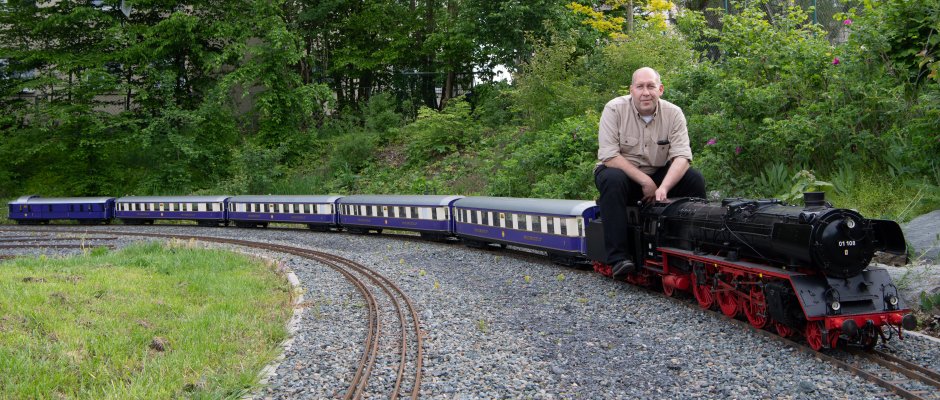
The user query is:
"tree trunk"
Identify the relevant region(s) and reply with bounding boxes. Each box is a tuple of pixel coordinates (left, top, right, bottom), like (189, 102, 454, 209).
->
(626, 0, 634, 32)
(440, 71, 454, 108)
(421, 0, 438, 109)
(439, 0, 459, 108)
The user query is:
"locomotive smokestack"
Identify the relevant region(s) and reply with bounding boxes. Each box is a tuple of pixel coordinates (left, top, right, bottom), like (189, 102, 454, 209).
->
(804, 192, 826, 208)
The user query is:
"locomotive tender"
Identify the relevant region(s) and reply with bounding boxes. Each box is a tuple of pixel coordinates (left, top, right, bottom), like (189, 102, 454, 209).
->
(7, 192, 916, 350)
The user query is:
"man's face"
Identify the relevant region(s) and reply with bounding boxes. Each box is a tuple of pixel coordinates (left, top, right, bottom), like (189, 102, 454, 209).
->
(630, 71, 664, 116)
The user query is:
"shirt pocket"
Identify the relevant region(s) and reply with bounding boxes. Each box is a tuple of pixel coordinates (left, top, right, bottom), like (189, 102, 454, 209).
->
(650, 138, 670, 166)
(650, 138, 670, 167)
(619, 136, 642, 156)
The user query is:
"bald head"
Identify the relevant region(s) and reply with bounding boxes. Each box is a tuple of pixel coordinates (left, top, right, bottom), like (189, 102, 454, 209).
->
(629, 67, 664, 116)
(632, 67, 661, 86)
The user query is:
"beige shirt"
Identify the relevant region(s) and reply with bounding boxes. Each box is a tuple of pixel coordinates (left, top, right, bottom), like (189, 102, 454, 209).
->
(596, 96, 693, 175)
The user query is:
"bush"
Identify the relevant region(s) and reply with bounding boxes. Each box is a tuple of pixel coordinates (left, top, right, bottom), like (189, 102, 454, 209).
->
(403, 98, 481, 163)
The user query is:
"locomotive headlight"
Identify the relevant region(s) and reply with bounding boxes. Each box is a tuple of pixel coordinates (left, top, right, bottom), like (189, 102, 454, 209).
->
(830, 301, 841, 311)
(887, 295, 898, 306)
(845, 218, 856, 229)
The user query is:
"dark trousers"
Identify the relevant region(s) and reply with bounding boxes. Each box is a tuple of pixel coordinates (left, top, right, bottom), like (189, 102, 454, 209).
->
(594, 163, 706, 264)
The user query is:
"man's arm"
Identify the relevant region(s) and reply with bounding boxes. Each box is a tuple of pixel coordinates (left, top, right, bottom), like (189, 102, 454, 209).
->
(655, 157, 690, 201)
(604, 155, 658, 203)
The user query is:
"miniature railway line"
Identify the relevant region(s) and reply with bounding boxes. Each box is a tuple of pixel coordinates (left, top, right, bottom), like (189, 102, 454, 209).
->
(0, 236, 117, 242)
(3, 225, 937, 399)
(0, 227, 424, 399)
(0, 243, 116, 250)
(650, 285, 940, 400)
(841, 348, 940, 400)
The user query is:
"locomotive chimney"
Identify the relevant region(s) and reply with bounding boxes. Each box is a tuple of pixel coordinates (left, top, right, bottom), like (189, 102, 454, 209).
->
(803, 192, 826, 208)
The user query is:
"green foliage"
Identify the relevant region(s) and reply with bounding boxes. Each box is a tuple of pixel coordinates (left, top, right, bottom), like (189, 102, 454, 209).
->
(753, 163, 791, 198)
(404, 98, 480, 162)
(920, 291, 940, 312)
(780, 170, 833, 204)
(487, 113, 598, 199)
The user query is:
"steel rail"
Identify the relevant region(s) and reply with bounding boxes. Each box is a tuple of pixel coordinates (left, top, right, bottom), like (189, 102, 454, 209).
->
(0, 244, 116, 249)
(0, 236, 118, 242)
(640, 286, 935, 400)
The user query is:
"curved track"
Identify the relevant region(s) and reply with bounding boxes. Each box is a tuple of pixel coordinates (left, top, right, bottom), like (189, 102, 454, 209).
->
(0, 227, 424, 399)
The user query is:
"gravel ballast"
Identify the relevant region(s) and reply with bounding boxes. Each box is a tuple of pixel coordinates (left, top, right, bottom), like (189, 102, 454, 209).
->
(2, 225, 938, 399)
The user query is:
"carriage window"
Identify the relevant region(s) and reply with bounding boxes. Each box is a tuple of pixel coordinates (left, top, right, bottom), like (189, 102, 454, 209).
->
(148, 203, 154, 211)
(393, 207, 400, 218)
(580, 218, 585, 237)
(214, 203, 223, 212)
(546, 217, 555, 235)
(382, 206, 388, 217)
(512, 214, 519, 230)
(404, 207, 412, 218)
(267, 204, 274, 213)
(186, 203, 193, 212)
(530, 215, 539, 232)
(198, 203, 207, 212)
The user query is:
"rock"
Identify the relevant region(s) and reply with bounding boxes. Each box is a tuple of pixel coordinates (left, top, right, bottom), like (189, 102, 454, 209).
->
(873, 251, 907, 266)
(902, 210, 940, 263)
(798, 380, 816, 393)
(551, 365, 566, 375)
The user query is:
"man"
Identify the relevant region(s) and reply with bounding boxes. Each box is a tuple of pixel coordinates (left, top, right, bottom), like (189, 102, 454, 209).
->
(594, 67, 706, 279)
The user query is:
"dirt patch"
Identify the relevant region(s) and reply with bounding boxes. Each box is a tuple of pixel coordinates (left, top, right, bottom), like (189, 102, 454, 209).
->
(22, 276, 46, 283)
(149, 336, 169, 352)
(377, 144, 408, 168)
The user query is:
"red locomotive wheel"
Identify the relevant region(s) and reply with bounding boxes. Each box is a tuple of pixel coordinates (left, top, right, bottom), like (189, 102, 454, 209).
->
(774, 321, 794, 338)
(744, 286, 769, 329)
(717, 290, 739, 317)
(692, 275, 714, 309)
(805, 322, 823, 350)
(663, 282, 675, 297)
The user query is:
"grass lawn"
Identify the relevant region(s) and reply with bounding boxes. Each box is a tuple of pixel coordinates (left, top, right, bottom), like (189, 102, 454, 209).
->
(0, 241, 294, 399)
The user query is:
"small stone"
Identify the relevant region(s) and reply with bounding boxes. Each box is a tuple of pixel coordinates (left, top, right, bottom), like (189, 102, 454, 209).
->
(798, 380, 816, 393)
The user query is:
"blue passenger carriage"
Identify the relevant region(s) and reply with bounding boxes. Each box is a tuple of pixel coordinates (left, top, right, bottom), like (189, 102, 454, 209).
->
(337, 195, 464, 239)
(7, 195, 115, 224)
(227, 195, 342, 230)
(115, 196, 230, 226)
(452, 197, 599, 265)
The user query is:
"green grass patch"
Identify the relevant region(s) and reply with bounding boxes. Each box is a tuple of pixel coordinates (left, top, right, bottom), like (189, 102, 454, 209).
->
(0, 241, 293, 399)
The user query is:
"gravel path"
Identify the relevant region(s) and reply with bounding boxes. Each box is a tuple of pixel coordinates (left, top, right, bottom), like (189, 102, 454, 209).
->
(2, 225, 939, 399)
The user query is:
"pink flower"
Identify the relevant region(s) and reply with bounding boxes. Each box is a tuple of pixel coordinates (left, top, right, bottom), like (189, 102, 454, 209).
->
(843, 19, 852, 26)
(735, 146, 742, 154)
(706, 138, 717, 146)
(832, 57, 840, 65)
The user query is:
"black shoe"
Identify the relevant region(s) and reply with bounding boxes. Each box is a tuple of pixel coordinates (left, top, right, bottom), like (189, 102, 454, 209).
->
(612, 259, 636, 280)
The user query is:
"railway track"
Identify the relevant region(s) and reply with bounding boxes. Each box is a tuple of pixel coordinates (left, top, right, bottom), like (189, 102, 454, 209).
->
(0, 227, 424, 399)
(649, 286, 940, 400)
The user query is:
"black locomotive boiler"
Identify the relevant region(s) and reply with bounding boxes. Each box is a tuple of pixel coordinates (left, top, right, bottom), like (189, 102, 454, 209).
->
(586, 192, 917, 350)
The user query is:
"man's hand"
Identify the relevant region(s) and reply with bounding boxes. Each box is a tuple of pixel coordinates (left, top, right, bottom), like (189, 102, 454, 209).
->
(654, 187, 669, 202)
